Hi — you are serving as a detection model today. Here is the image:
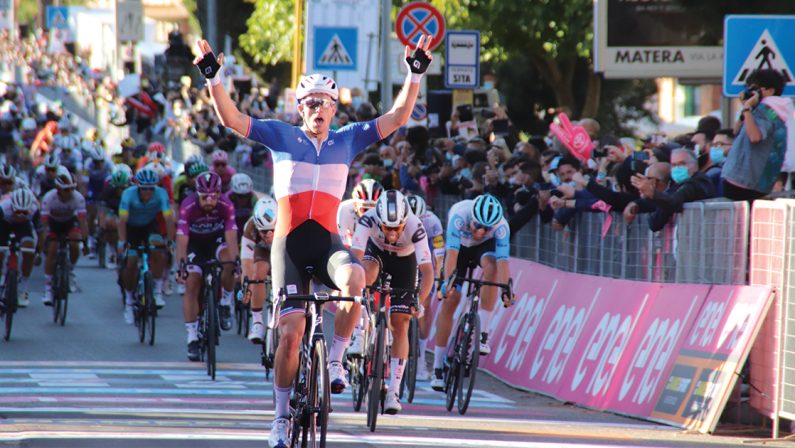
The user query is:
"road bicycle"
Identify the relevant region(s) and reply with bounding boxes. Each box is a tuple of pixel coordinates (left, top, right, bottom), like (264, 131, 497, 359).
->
(130, 244, 159, 345)
(443, 267, 513, 415)
(274, 270, 362, 448)
(0, 233, 34, 341)
(52, 236, 82, 326)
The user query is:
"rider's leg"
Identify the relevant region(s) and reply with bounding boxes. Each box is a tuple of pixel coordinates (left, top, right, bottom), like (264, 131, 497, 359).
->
(433, 288, 462, 370)
(273, 313, 306, 418)
(250, 260, 269, 324)
(388, 312, 411, 394)
(478, 256, 498, 335)
(329, 262, 365, 364)
(218, 246, 235, 307)
(182, 271, 202, 342)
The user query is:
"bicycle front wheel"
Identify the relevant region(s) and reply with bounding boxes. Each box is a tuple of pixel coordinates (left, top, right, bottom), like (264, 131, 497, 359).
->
(457, 312, 480, 415)
(445, 317, 466, 412)
(3, 269, 17, 341)
(367, 315, 386, 432)
(307, 338, 330, 448)
(145, 272, 156, 345)
(404, 317, 419, 403)
(206, 283, 218, 380)
(56, 258, 69, 326)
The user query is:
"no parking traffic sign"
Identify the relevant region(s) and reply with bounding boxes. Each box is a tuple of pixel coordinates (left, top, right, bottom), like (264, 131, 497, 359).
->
(395, 2, 444, 51)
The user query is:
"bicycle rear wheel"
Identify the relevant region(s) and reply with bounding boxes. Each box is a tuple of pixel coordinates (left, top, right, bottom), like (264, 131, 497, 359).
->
(3, 269, 17, 341)
(145, 272, 156, 345)
(97, 234, 106, 268)
(367, 314, 386, 432)
(457, 313, 480, 415)
(445, 317, 466, 412)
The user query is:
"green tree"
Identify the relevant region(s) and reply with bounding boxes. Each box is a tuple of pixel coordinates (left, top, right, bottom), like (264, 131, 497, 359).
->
(432, 0, 600, 119)
(239, 0, 295, 65)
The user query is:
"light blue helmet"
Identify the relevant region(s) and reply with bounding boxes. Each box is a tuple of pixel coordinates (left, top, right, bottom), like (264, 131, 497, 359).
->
(472, 194, 502, 227)
(135, 166, 159, 186)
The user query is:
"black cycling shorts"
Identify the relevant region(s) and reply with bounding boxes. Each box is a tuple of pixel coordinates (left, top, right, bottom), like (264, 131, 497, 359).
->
(126, 221, 163, 254)
(452, 239, 496, 288)
(363, 240, 417, 315)
(272, 220, 361, 318)
(0, 219, 35, 245)
(186, 233, 226, 274)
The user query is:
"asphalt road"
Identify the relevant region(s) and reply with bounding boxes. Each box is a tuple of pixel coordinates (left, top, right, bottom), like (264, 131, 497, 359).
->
(0, 257, 792, 447)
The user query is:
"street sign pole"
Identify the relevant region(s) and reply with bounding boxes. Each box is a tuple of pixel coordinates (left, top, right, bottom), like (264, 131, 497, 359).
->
(380, 0, 392, 111)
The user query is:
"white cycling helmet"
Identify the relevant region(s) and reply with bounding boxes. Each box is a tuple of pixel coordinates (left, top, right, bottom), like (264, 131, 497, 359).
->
(114, 163, 133, 178)
(296, 74, 339, 101)
(375, 189, 409, 228)
(0, 164, 16, 180)
(352, 179, 383, 215)
(231, 173, 254, 195)
(406, 195, 427, 217)
(10, 188, 35, 214)
(88, 144, 105, 161)
(54, 169, 76, 189)
(43, 153, 60, 169)
(252, 195, 278, 231)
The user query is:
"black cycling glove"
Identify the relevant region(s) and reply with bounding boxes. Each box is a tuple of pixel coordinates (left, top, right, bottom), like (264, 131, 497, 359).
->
(406, 48, 432, 75)
(196, 52, 221, 79)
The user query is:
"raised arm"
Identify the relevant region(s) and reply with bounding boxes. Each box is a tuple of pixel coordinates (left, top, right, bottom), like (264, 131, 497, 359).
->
(193, 39, 250, 136)
(376, 35, 433, 137)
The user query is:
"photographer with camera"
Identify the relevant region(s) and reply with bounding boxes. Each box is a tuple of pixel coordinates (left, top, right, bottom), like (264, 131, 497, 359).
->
(631, 149, 714, 220)
(722, 69, 792, 201)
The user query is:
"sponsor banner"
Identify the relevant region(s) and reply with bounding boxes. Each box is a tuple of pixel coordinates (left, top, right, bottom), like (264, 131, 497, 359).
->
(651, 285, 773, 432)
(472, 257, 772, 431)
(601, 284, 706, 416)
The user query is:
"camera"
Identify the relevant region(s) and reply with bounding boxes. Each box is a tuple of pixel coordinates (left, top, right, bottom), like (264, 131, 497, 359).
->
(550, 189, 565, 198)
(741, 87, 761, 101)
(592, 146, 608, 158)
(631, 151, 649, 175)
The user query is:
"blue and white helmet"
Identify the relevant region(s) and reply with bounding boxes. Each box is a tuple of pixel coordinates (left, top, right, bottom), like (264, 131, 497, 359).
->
(253, 195, 278, 231)
(135, 167, 159, 186)
(472, 194, 503, 227)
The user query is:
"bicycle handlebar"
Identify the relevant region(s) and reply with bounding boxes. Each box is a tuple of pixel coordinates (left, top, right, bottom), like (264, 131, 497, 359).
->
(445, 273, 515, 308)
(280, 291, 364, 305)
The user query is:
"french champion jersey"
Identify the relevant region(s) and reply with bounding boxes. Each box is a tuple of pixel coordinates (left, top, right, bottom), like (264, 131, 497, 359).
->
(446, 199, 510, 260)
(336, 199, 358, 247)
(351, 209, 432, 265)
(246, 118, 382, 238)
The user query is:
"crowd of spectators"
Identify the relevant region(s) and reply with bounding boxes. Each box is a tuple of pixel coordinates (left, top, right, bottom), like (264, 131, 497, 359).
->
(2, 28, 790, 243)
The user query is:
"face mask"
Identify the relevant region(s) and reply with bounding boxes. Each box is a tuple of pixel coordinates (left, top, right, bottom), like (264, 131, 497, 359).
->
(460, 168, 472, 179)
(548, 173, 561, 187)
(709, 147, 725, 165)
(483, 81, 494, 90)
(383, 159, 394, 168)
(671, 166, 690, 184)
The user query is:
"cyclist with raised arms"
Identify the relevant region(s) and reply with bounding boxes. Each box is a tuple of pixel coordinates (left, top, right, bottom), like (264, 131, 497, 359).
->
(193, 32, 433, 448)
(240, 195, 277, 342)
(175, 172, 239, 361)
(431, 194, 511, 391)
(117, 167, 174, 323)
(38, 170, 89, 305)
(350, 189, 433, 415)
(406, 194, 444, 380)
(0, 189, 40, 307)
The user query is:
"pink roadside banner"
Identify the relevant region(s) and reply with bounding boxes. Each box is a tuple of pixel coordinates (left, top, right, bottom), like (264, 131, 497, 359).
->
(475, 257, 773, 433)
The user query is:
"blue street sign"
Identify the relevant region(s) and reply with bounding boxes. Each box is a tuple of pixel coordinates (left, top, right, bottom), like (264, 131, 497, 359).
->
(724, 15, 795, 97)
(314, 27, 357, 71)
(46, 6, 69, 30)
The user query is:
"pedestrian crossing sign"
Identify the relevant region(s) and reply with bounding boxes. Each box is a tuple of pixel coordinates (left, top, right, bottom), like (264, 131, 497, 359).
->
(313, 27, 357, 71)
(724, 16, 795, 97)
(46, 6, 69, 30)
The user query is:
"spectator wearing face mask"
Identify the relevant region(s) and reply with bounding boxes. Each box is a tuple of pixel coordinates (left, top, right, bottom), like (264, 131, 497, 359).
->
(631, 148, 714, 216)
(702, 129, 733, 197)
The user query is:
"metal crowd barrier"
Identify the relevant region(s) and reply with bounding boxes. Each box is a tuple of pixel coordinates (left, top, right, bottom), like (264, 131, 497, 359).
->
(227, 156, 749, 286)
